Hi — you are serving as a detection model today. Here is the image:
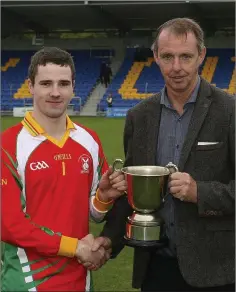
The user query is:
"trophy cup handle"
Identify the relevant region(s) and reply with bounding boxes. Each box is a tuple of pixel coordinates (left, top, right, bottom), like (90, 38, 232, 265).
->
(165, 162, 179, 174)
(112, 159, 124, 172)
(162, 162, 179, 203)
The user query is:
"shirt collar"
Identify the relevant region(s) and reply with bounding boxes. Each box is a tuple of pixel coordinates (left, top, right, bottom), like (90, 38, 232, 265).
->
(22, 111, 75, 137)
(160, 76, 201, 107)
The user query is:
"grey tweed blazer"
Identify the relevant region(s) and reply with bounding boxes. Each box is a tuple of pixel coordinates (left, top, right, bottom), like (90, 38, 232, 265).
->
(101, 78, 235, 288)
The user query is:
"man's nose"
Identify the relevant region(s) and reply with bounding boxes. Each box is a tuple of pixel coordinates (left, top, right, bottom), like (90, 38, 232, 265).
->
(50, 85, 60, 97)
(172, 57, 182, 71)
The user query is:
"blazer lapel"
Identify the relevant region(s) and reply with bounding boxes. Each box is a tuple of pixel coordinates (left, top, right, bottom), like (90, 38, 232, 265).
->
(178, 79, 213, 171)
(146, 94, 162, 165)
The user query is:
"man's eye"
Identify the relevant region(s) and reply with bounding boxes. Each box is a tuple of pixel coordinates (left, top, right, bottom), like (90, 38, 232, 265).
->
(163, 55, 172, 60)
(182, 55, 192, 60)
(41, 82, 50, 86)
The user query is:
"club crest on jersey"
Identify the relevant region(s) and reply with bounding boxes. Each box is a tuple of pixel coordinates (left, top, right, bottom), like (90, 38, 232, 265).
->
(78, 155, 91, 174)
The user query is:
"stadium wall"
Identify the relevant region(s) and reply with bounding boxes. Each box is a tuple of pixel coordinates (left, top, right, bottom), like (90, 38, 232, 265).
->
(2, 36, 235, 51)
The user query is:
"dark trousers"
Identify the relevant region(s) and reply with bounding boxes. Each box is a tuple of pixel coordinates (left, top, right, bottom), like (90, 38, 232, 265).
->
(104, 77, 110, 88)
(142, 254, 235, 292)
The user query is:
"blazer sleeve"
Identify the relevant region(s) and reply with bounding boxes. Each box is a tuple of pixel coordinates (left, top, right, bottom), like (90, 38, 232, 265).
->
(197, 98, 235, 216)
(100, 110, 133, 258)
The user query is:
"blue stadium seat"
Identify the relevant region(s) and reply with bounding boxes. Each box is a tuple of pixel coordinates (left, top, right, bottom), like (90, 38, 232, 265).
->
(1, 49, 114, 110)
(98, 48, 235, 112)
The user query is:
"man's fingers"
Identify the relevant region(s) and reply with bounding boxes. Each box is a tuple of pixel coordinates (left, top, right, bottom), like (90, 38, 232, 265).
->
(92, 237, 112, 251)
(116, 186, 128, 192)
(90, 265, 99, 271)
(101, 237, 112, 250)
(82, 261, 93, 268)
(83, 233, 94, 244)
(97, 247, 105, 258)
(105, 249, 112, 260)
(90, 249, 106, 267)
(170, 186, 182, 194)
(170, 172, 183, 180)
(78, 247, 111, 270)
(110, 174, 125, 185)
(91, 237, 106, 252)
(111, 180, 127, 189)
(168, 179, 183, 188)
(109, 170, 123, 180)
(78, 259, 98, 270)
(106, 166, 114, 176)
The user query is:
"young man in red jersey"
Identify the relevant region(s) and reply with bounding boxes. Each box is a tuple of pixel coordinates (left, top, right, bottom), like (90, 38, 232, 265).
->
(1, 47, 127, 291)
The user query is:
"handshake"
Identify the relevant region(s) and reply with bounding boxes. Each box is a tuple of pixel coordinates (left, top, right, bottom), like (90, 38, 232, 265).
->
(75, 234, 112, 271)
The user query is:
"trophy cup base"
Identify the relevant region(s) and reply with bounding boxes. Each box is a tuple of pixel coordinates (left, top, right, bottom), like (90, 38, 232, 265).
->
(125, 215, 167, 248)
(124, 236, 166, 248)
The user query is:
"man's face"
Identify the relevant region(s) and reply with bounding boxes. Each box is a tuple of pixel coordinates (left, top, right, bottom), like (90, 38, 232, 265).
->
(154, 29, 206, 93)
(28, 63, 74, 118)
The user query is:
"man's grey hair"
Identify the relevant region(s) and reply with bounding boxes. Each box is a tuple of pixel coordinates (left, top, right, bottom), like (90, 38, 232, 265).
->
(151, 18, 205, 54)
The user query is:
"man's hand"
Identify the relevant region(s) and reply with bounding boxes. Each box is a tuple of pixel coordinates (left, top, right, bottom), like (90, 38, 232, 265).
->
(98, 166, 127, 202)
(92, 236, 112, 254)
(168, 172, 197, 203)
(75, 234, 107, 270)
(91, 236, 112, 269)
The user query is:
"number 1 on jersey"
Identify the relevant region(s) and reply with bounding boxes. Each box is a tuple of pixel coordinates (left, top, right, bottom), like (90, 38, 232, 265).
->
(62, 161, 66, 176)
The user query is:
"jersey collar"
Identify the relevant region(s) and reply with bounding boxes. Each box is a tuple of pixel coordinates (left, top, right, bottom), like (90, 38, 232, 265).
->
(22, 111, 75, 137)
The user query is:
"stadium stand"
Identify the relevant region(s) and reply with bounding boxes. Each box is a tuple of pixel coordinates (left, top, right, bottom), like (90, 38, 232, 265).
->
(1, 50, 113, 111)
(1, 48, 235, 113)
(99, 48, 235, 112)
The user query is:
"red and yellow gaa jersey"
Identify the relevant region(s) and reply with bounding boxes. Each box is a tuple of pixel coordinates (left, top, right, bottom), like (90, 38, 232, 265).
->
(1, 112, 109, 291)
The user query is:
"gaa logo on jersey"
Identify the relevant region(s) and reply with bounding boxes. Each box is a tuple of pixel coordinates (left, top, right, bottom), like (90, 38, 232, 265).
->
(30, 161, 49, 171)
(78, 154, 91, 174)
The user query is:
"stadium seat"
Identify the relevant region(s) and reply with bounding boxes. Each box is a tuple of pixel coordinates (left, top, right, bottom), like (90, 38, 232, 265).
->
(98, 48, 235, 112)
(1, 48, 235, 113)
(1, 49, 114, 110)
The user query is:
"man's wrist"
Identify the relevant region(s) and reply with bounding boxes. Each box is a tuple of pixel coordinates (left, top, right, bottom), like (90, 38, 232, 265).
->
(96, 189, 113, 204)
(96, 188, 113, 204)
(92, 189, 114, 213)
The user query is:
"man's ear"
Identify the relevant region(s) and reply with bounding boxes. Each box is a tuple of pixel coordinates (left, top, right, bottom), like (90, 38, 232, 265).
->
(28, 79, 34, 95)
(199, 46, 207, 66)
(153, 51, 160, 66)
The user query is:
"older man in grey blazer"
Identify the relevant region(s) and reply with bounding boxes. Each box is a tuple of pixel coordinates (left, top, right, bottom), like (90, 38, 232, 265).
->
(93, 17, 235, 291)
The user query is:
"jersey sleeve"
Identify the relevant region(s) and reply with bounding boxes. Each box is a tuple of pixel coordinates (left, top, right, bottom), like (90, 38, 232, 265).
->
(89, 133, 109, 222)
(90, 134, 109, 197)
(1, 147, 78, 258)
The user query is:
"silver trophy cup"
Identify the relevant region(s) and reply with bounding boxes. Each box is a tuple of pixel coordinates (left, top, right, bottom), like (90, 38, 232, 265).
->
(113, 159, 178, 248)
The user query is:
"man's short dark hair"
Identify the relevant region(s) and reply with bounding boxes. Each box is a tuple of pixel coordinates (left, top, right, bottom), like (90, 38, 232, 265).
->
(28, 47, 76, 84)
(151, 18, 205, 54)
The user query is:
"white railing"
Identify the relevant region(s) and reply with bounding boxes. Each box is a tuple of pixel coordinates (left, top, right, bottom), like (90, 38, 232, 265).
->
(68, 96, 82, 115)
(145, 82, 149, 93)
(1, 83, 83, 115)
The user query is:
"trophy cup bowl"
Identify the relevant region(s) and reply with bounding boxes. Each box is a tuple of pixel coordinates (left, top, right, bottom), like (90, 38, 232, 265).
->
(113, 159, 178, 248)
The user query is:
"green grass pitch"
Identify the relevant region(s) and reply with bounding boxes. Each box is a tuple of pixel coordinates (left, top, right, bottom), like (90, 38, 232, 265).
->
(1, 116, 138, 291)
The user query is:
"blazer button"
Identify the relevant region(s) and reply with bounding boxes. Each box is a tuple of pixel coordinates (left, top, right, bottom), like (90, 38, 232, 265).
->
(210, 211, 217, 216)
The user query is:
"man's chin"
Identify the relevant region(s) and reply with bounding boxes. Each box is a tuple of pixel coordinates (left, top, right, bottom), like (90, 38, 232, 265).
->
(45, 109, 67, 119)
(169, 80, 189, 92)
(170, 85, 186, 92)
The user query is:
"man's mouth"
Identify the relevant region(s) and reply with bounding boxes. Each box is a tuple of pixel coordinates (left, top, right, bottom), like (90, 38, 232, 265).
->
(46, 100, 63, 104)
(172, 76, 185, 79)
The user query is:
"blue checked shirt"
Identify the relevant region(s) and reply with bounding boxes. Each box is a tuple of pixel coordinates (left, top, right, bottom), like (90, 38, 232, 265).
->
(156, 77, 201, 257)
